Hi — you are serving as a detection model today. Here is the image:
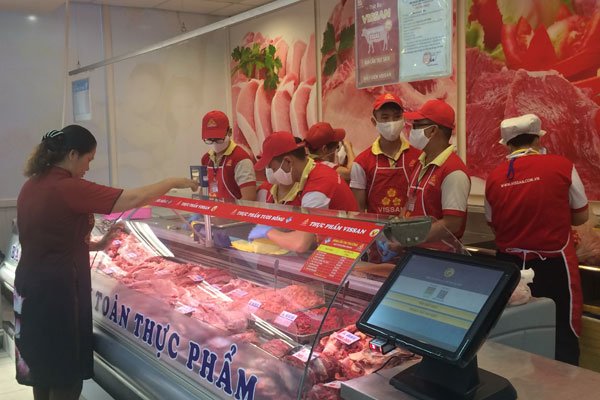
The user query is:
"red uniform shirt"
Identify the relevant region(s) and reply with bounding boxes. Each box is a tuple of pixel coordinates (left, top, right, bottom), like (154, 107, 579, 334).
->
(301, 161, 358, 211)
(350, 138, 421, 215)
(201, 142, 256, 200)
(256, 181, 302, 206)
(405, 147, 470, 238)
(485, 153, 588, 253)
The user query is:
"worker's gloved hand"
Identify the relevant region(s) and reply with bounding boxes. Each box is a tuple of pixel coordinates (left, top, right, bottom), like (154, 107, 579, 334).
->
(191, 222, 231, 248)
(376, 240, 398, 262)
(182, 214, 201, 230)
(248, 225, 273, 241)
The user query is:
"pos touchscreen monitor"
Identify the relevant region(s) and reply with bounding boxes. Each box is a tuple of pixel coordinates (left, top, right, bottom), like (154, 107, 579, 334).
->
(357, 248, 520, 400)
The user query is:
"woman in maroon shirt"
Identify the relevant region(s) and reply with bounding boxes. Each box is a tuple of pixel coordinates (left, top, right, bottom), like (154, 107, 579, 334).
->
(14, 125, 197, 400)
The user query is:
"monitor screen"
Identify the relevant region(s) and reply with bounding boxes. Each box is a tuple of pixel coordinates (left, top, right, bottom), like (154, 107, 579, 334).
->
(358, 248, 519, 365)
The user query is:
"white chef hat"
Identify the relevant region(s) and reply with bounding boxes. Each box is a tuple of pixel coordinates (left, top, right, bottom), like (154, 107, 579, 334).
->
(499, 114, 546, 145)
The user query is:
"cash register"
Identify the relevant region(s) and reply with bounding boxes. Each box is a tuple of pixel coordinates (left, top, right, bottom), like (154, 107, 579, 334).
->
(357, 248, 520, 400)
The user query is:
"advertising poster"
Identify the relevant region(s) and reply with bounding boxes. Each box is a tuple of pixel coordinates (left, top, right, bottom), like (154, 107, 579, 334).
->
(229, 2, 317, 158)
(466, 0, 600, 199)
(319, 0, 457, 154)
(398, 0, 452, 82)
(72, 78, 92, 122)
(355, 0, 400, 88)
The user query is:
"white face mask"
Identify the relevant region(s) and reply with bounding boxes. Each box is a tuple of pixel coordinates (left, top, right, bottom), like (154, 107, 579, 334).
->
(270, 160, 294, 186)
(211, 136, 230, 153)
(336, 144, 347, 165)
(265, 167, 276, 184)
(409, 126, 433, 150)
(376, 119, 404, 141)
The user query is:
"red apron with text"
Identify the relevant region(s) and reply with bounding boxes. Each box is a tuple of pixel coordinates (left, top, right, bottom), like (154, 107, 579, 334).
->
(207, 154, 241, 200)
(367, 153, 411, 215)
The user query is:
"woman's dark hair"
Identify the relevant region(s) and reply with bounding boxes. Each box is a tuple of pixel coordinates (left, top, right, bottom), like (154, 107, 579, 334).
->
(24, 125, 97, 177)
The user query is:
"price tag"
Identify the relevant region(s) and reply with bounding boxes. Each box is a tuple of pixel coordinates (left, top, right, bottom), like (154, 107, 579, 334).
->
(274, 311, 298, 328)
(247, 299, 262, 310)
(336, 330, 360, 345)
(188, 274, 205, 282)
(229, 289, 248, 298)
(292, 347, 318, 363)
(175, 305, 196, 314)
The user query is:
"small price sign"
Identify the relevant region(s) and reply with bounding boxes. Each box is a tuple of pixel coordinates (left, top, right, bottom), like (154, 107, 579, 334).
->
(188, 274, 205, 282)
(247, 299, 262, 310)
(229, 289, 248, 298)
(274, 311, 298, 328)
(175, 305, 196, 314)
(292, 347, 319, 363)
(336, 330, 360, 345)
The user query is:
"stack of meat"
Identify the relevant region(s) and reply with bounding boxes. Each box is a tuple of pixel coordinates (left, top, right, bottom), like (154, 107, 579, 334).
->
(91, 232, 324, 333)
(282, 324, 416, 399)
(279, 307, 362, 336)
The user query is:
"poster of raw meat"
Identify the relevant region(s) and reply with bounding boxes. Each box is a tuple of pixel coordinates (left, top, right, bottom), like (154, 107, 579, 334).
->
(354, 0, 400, 88)
(320, 0, 457, 154)
(466, 0, 600, 199)
(229, 2, 317, 158)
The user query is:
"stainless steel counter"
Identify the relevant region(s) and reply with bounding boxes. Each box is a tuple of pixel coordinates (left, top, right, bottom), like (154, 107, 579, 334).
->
(341, 341, 600, 400)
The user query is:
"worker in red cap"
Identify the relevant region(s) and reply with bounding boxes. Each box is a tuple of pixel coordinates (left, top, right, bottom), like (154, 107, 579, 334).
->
(250, 131, 358, 252)
(485, 113, 588, 365)
(201, 110, 256, 201)
(304, 122, 355, 181)
(350, 93, 421, 215)
(256, 136, 304, 206)
(403, 99, 470, 241)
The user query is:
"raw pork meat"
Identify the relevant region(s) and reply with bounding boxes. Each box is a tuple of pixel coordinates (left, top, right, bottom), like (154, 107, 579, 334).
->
(467, 47, 600, 199)
(286, 40, 307, 80)
(290, 78, 316, 138)
(260, 339, 292, 358)
(300, 34, 316, 83)
(236, 79, 261, 156)
(271, 74, 298, 134)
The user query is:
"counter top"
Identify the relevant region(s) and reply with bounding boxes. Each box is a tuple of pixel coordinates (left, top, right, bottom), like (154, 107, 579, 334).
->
(341, 341, 600, 400)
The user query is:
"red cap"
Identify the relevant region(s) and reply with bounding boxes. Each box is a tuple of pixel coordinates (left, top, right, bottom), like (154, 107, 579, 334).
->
(373, 93, 403, 111)
(404, 99, 455, 129)
(202, 110, 229, 140)
(254, 131, 305, 170)
(305, 122, 346, 150)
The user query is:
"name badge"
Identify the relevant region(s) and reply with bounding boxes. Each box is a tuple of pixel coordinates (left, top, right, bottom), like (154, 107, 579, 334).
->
(406, 195, 416, 212)
(210, 180, 219, 194)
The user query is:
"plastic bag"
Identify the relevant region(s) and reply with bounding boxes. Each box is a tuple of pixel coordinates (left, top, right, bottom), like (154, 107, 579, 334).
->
(508, 268, 534, 306)
(574, 217, 600, 266)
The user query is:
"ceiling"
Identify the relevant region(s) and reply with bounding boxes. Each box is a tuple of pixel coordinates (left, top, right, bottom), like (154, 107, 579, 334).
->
(0, 0, 274, 17)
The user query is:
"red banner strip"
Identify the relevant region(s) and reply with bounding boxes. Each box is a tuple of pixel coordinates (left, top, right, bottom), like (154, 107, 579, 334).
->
(151, 195, 383, 243)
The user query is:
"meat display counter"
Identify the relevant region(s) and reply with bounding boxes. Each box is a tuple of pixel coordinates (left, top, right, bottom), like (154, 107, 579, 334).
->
(0, 195, 557, 400)
(87, 194, 466, 400)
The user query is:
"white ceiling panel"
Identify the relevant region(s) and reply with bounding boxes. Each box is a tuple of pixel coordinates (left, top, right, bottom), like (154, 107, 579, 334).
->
(209, 3, 252, 16)
(155, 0, 230, 14)
(0, 0, 64, 13)
(0, 0, 275, 15)
(91, 0, 164, 7)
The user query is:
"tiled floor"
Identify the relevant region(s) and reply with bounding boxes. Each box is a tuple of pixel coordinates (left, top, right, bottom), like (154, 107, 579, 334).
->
(0, 351, 33, 400)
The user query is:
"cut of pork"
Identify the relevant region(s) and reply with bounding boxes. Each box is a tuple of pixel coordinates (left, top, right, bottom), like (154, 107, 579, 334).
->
(290, 78, 316, 138)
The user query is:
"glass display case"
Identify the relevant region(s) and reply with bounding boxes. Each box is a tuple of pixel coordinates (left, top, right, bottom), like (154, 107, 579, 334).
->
(88, 193, 464, 400)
